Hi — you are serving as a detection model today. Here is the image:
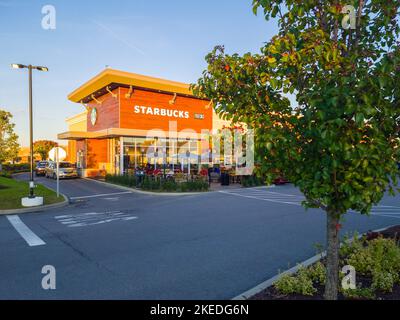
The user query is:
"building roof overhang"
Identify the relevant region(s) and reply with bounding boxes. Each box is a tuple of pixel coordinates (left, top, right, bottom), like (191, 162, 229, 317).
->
(57, 131, 101, 140)
(68, 68, 200, 104)
(58, 128, 211, 141)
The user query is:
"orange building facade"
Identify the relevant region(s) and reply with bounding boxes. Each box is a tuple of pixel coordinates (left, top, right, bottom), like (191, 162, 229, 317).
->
(58, 69, 231, 177)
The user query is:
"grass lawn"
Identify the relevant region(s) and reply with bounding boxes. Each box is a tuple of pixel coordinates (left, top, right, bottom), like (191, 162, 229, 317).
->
(0, 176, 64, 210)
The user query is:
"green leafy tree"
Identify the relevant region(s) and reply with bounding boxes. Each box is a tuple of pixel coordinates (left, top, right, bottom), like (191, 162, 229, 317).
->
(0, 110, 20, 164)
(33, 140, 57, 160)
(193, 0, 400, 299)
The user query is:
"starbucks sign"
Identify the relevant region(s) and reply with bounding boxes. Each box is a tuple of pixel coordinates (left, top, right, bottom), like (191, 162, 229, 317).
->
(90, 107, 98, 126)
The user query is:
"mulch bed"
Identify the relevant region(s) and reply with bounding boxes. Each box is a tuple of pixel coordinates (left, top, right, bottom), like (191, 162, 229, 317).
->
(250, 225, 400, 300)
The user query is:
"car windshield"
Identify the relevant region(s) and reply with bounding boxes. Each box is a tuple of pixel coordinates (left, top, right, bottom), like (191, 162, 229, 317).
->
(59, 163, 75, 168)
(37, 162, 47, 167)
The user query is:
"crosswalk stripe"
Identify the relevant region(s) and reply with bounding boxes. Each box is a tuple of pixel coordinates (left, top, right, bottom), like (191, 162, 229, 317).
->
(55, 210, 138, 227)
(6, 215, 45, 247)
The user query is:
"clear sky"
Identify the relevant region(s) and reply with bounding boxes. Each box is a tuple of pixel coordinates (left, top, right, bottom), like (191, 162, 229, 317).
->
(0, 0, 278, 146)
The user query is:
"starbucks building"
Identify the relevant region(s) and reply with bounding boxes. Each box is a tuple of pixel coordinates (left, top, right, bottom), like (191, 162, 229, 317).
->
(58, 68, 231, 177)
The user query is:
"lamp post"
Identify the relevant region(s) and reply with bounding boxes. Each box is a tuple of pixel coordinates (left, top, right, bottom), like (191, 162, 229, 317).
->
(11, 64, 48, 202)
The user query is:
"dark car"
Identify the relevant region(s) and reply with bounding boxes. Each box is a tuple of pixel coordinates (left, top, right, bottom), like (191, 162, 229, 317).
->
(35, 161, 48, 176)
(273, 176, 289, 185)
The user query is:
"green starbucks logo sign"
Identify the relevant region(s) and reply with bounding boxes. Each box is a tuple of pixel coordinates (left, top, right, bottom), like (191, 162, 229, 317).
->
(90, 107, 97, 126)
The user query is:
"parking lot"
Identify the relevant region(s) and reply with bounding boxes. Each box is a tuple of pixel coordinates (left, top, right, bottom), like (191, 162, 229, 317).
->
(1, 175, 399, 299)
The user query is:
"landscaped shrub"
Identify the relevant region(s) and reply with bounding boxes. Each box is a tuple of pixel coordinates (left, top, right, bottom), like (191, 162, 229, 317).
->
(105, 174, 137, 187)
(106, 174, 209, 192)
(142, 176, 161, 191)
(160, 180, 178, 192)
(339, 232, 364, 258)
(0, 171, 12, 178)
(179, 182, 188, 192)
(183, 179, 209, 192)
(306, 261, 326, 285)
(140, 176, 209, 192)
(345, 237, 400, 292)
(372, 270, 396, 292)
(341, 287, 376, 299)
(341, 237, 400, 292)
(274, 262, 326, 296)
(241, 175, 264, 188)
(274, 266, 317, 296)
(1, 163, 31, 174)
(258, 228, 400, 300)
(274, 236, 400, 297)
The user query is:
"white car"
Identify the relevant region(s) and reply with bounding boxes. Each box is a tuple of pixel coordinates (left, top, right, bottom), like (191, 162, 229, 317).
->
(45, 161, 79, 179)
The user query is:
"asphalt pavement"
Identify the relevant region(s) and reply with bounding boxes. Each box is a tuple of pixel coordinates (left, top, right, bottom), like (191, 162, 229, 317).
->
(1, 173, 399, 299)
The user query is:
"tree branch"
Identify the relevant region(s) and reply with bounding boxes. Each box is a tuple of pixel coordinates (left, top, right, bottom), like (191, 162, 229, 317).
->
(354, 0, 365, 50)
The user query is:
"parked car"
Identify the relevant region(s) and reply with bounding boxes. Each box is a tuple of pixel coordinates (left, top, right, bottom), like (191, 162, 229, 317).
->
(35, 161, 48, 176)
(45, 161, 78, 179)
(273, 176, 289, 185)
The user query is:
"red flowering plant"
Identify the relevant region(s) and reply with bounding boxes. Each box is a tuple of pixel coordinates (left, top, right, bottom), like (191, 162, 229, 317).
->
(200, 167, 209, 176)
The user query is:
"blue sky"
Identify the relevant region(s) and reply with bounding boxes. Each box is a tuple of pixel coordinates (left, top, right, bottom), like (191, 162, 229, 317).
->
(0, 0, 278, 146)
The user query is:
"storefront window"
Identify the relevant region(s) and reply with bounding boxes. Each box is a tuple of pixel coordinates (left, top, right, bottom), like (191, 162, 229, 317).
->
(121, 137, 201, 174)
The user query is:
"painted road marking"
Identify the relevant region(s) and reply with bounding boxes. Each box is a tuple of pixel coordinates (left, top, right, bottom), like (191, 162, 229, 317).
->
(220, 187, 400, 218)
(102, 197, 120, 201)
(366, 206, 400, 219)
(55, 211, 138, 227)
(6, 215, 45, 247)
(69, 191, 132, 200)
(219, 188, 303, 206)
(374, 215, 400, 220)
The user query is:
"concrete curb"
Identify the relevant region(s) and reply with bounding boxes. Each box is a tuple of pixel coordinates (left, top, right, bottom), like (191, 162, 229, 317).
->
(85, 178, 276, 196)
(232, 224, 397, 300)
(8, 171, 30, 176)
(83, 178, 211, 196)
(0, 193, 69, 215)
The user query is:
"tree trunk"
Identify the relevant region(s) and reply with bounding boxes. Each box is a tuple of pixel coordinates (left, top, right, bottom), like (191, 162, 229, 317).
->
(324, 210, 340, 300)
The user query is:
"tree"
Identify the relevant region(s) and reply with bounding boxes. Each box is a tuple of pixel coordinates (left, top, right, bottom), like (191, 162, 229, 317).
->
(33, 140, 57, 160)
(193, 1, 400, 299)
(0, 110, 20, 164)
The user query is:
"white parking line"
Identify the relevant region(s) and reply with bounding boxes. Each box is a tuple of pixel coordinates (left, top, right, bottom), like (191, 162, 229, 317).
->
(70, 191, 132, 200)
(220, 188, 400, 219)
(6, 215, 45, 247)
(218, 190, 303, 206)
(102, 197, 120, 201)
(375, 214, 400, 220)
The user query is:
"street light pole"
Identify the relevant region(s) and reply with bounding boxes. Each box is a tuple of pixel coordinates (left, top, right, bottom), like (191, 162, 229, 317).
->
(11, 63, 48, 204)
(28, 65, 34, 198)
